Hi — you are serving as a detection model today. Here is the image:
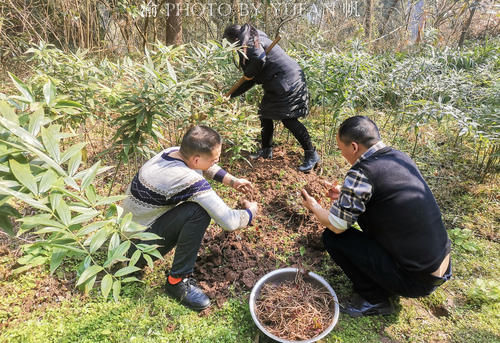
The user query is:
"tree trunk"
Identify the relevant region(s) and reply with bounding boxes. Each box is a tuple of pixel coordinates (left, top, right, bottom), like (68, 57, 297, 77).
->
(365, 0, 374, 42)
(232, 0, 240, 24)
(165, 0, 182, 45)
(458, 2, 477, 47)
(263, 1, 268, 33)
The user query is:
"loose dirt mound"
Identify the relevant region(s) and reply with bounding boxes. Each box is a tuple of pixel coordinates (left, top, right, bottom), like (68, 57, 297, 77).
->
(195, 146, 335, 306)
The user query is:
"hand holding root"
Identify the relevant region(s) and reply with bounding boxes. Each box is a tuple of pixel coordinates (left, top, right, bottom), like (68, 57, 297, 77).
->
(301, 189, 320, 212)
(233, 178, 253, 194)
(242, 199, 258, 216)
(323, 180, 341, 201)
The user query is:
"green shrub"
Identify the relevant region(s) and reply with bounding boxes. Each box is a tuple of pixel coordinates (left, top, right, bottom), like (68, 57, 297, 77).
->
(0, 81, 162, 300)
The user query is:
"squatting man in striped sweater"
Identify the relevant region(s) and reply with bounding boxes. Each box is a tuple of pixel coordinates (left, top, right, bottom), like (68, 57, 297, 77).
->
(122, 125, 258, 310)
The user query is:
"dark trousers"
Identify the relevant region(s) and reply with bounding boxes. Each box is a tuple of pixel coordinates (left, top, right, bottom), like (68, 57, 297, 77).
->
(133, 202, 211, 277)
(322, 228, 452, 303)
(261, 117, 313, 151)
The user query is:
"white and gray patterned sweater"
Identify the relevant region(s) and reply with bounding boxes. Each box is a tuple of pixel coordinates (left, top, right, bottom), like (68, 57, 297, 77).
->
(122, 147, 252, 231)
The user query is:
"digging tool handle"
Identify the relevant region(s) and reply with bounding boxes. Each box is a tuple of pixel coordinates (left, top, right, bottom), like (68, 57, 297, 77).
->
(225, 35, 281, 97)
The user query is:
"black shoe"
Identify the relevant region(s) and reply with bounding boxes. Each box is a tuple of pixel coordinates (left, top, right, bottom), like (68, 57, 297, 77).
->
(340, 293, 394, 317)
(250, 147, 272, 160)
(165, 277, 211, 311)
(298, 149, 320, 172)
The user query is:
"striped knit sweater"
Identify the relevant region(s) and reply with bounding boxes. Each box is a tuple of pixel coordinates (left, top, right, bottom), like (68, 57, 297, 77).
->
(122, 147, 252, 231)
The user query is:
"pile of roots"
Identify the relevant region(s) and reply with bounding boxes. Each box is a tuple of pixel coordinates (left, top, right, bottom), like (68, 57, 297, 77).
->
(254, 272, 336, 341)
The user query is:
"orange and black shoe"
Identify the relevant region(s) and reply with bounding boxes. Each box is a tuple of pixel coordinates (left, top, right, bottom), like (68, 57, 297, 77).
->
(165, 276, 211, 311)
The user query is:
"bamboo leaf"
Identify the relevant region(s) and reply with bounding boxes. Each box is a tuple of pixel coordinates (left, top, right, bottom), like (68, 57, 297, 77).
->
(70, 205, 95, 214)
(28, 107, 46, 137)
(112, 280, 121, 302)
(144, 254, 154, 269)
(0, 139, 66, 176)
(129, 232, 162, 241)
(50, 247, 67, 274)
(18, 215, 66, 229)
(122, 221, 146, 233)
(34, 226, 70, 235)
(70, 209, 99, 225)
(0, 100, 18, 123)
(76, 265, 103, 286)
(67, 150, 82, 176)
(129, 250, 141, 266)
(56, 199, 71, 226)
(95, 195, 127, 206)
(64, 176, 80, 191)
(0, 216, 15, 236)
(49, 193, 62, 211)
(9, 158, 38, 195)
(0, 185, 50, 211)
(119, 212, 133, 231)
(121, 276, 141, 283)
(50, 244, 86, 255)
(39, 169, 58, 193)
(104, 240, 131, 268)
(166, 59, 177, 83)
(84, 275, 97, 295)
(146, 248, 163, 260)
(8, 72, 34, 103)
(52, 185, 89, 206)
(108, 232, 120, 253)
(85, 185, 97, 205)
(89, 227, 110, 253)
(74, 165, 112, 180)
(54, 100, 83, 109)
(114, 265, 140, 277)
(76, 220, 110, 236)
(13, 265, 34, 274)
(43, 79, 56, 106)
(0, 117, 44, 150)
(80, 161, 100, 191)
(41, 126, 61, 163)
(61, 143, 86, 164)
(101, 274, 113, 300)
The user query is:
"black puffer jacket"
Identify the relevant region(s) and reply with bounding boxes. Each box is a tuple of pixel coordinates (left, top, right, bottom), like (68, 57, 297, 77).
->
(230, 30, 309, 120)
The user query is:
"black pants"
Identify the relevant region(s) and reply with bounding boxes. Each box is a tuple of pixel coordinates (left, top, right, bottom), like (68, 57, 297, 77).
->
(133, 202, 211, 277)
(260, 117, 313, 151)
(322, 228, 452, 303)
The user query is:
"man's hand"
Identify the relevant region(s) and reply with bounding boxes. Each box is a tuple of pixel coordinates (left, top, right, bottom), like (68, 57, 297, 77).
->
(233, 178, 253, 194)
(301, 189, 321, 212)
(242, 199, 258, 215)
(324, 180, 341, 201)
(301, 188, 344, 234)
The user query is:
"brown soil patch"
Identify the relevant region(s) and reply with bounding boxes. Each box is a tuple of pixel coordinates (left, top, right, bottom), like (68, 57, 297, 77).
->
(195, 146, 337, 306)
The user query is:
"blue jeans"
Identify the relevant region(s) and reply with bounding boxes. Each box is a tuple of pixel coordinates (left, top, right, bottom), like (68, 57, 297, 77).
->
(323, 228, 452, 303)
(133, 202, 211, 277)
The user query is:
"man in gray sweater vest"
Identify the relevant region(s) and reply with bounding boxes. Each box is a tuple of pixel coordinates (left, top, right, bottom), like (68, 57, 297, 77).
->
(301, 116, 451, 317)
(123, 125, 258, 310)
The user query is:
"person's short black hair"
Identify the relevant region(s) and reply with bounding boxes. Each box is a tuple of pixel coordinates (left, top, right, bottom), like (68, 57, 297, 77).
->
(180, 125, 222, 158)
(223, 24, 241, 43)
(338, 116, 380, 148)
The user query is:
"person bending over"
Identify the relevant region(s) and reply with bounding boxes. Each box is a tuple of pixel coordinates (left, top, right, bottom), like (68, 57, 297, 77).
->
(223, 23, 320, 172)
